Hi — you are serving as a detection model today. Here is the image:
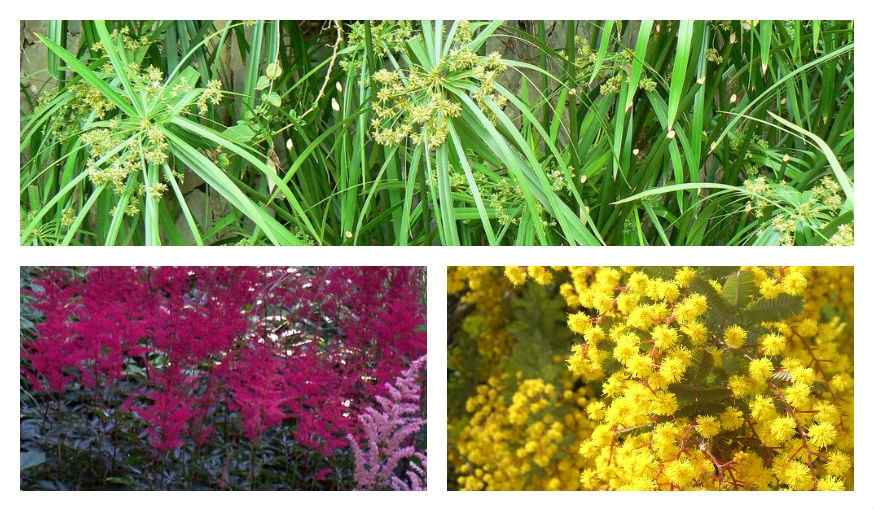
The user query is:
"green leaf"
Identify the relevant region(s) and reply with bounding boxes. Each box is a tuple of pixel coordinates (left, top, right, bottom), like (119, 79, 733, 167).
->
(433, 141, 459, 245)
(669, 383, 732, 406)
(689, 348, 715, 385)
(612, 182, 742, 205)
(222, 123, 257, 145)
(447, 121, 497, 245)
(637, 267, 677, 281)
(265, 91, 282, 107)
(753, 226, 782, 246)
(242, 20, 265, 113)
(722, 269, 756, 308)
(810, 211, 854, 246)
(255, 75, 271, 90)
(759, 20, 773, 75)
(625, 20, 653, 113)
(21, 449, 46, 471)
(741, 295, 804, 324)
(700, 267, 741, 280)
(675, 401, 731, 419)
(722, 348, 749, 375)
(588, 21, 616, 86)
(688, 276, 732, 325)
(46, 20, 65, 82)
(666, 20, 694, 132)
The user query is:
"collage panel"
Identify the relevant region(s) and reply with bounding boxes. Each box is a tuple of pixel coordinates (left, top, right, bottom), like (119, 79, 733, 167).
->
(19, 20, 853, 246)
(448, 266, 854, 491)
(20, 266, 426, 491)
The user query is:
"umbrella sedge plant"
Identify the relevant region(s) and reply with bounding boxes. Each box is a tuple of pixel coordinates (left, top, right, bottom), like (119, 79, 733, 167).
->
(20, 20, 853, 245)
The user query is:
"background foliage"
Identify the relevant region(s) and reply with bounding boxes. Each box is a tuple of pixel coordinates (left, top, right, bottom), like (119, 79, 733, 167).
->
(447, 267, 596, 490)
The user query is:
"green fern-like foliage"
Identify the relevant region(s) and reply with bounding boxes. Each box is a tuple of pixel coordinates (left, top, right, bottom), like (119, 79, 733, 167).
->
(741, 295, 804, 324)
(722, 269, 757, 308)
(637, 266, 678, 281)
(687, 348, 715, 385)
(503, 283, 573, 387)
(447, 326, 483, 422)
(688, 275, 734, 324)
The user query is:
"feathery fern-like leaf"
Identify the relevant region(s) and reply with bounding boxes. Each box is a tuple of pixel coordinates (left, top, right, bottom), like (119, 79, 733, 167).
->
(722, 269, 756, 308)
(689, 276, 734, 327)
(669, 383, 733, 405)
(739, 295, 804, 324)
(688, 348, 715, 386)
(699, 267, 741, 280)
(637, 267, 677, 281)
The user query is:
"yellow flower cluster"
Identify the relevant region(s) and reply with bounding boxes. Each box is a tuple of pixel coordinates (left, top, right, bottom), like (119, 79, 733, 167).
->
(454, 375, 595, 490)
(447, 267, 515, 378)
(558, 266, 853, 490)
(450, 266, 853, 491)
(448, 266, 596, 490)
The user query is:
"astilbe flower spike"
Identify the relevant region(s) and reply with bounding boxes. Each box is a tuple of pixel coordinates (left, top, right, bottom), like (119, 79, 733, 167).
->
(22, 266, 426, 460)
(349, 355, 427, 490)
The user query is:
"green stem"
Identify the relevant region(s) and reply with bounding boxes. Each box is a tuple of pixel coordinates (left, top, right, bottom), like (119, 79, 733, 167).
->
(249, 438, 257, 490)
(565, 21, 579, 168)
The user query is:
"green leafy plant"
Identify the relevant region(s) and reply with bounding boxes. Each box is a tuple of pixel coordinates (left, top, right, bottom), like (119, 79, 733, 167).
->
(21, 20, 853, 245)
(21, 21, 311, 245)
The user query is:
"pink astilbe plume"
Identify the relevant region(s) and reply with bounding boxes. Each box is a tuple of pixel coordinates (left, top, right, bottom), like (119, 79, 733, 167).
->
(348, 355, 427, 490)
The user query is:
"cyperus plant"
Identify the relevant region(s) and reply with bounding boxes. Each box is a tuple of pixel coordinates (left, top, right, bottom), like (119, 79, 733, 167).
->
(21, 21, 311, 246)
(23, 20, 853, 246)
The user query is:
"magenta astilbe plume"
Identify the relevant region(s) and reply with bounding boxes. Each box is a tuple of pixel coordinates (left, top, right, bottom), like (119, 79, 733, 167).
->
(217, 341, 290, 440)
(271, 266, 427, 454)
(349, 355, 427, 491)
(128, 384, 196, 451)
